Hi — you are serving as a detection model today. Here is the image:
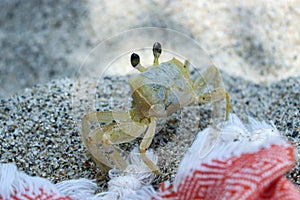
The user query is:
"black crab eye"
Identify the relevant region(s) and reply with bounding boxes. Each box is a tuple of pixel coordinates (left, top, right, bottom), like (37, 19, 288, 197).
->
(153, 42, 162, 57)
(130, 53, 140, 68)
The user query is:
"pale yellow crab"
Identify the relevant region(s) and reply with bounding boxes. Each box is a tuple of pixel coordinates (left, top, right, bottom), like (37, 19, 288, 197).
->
(82, 42, 231, 174)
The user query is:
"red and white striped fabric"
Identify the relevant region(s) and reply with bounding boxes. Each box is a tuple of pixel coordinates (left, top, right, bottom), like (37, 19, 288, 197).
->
(158, 145, 299, 200)
(155, 115, 300, 200)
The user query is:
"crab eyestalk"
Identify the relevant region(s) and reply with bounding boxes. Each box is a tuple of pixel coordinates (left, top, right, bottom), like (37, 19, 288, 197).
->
(153, 42, 162, 65)
(131, 53, 140, 67)
(131, 53, 146, 72)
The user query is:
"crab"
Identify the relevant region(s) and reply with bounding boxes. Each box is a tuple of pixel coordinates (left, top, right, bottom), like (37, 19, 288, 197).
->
(82, 42, 231, 175)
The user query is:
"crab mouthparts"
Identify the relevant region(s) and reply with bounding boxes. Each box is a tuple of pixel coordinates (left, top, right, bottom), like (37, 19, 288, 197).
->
(149, 104, 167, 118)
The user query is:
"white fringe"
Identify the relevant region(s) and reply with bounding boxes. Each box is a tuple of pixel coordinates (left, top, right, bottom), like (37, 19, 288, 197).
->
(56, 178, 97, 200)
(0, 163, 59, 200)
(0, 163, 97, 200)
(93, 147, 158, 200)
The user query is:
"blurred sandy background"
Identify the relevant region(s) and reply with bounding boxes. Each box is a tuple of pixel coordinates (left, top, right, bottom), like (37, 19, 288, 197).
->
(0, 0, 299, 97)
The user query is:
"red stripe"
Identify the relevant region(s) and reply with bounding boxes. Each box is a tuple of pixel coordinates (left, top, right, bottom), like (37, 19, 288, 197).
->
(158, 145, 300, 200)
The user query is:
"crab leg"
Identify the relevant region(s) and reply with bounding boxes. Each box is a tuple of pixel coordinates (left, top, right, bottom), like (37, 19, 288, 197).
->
(82, 111, 146, 171)
(139, 117, 160, 175)
(193, 65, 222, 96)
(82, 111, 131, 124)
(193, 65, 232, 120)
(82, 112, 115, 170)
(101, 120, 147, 171)
(197, 88, 232, 119)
